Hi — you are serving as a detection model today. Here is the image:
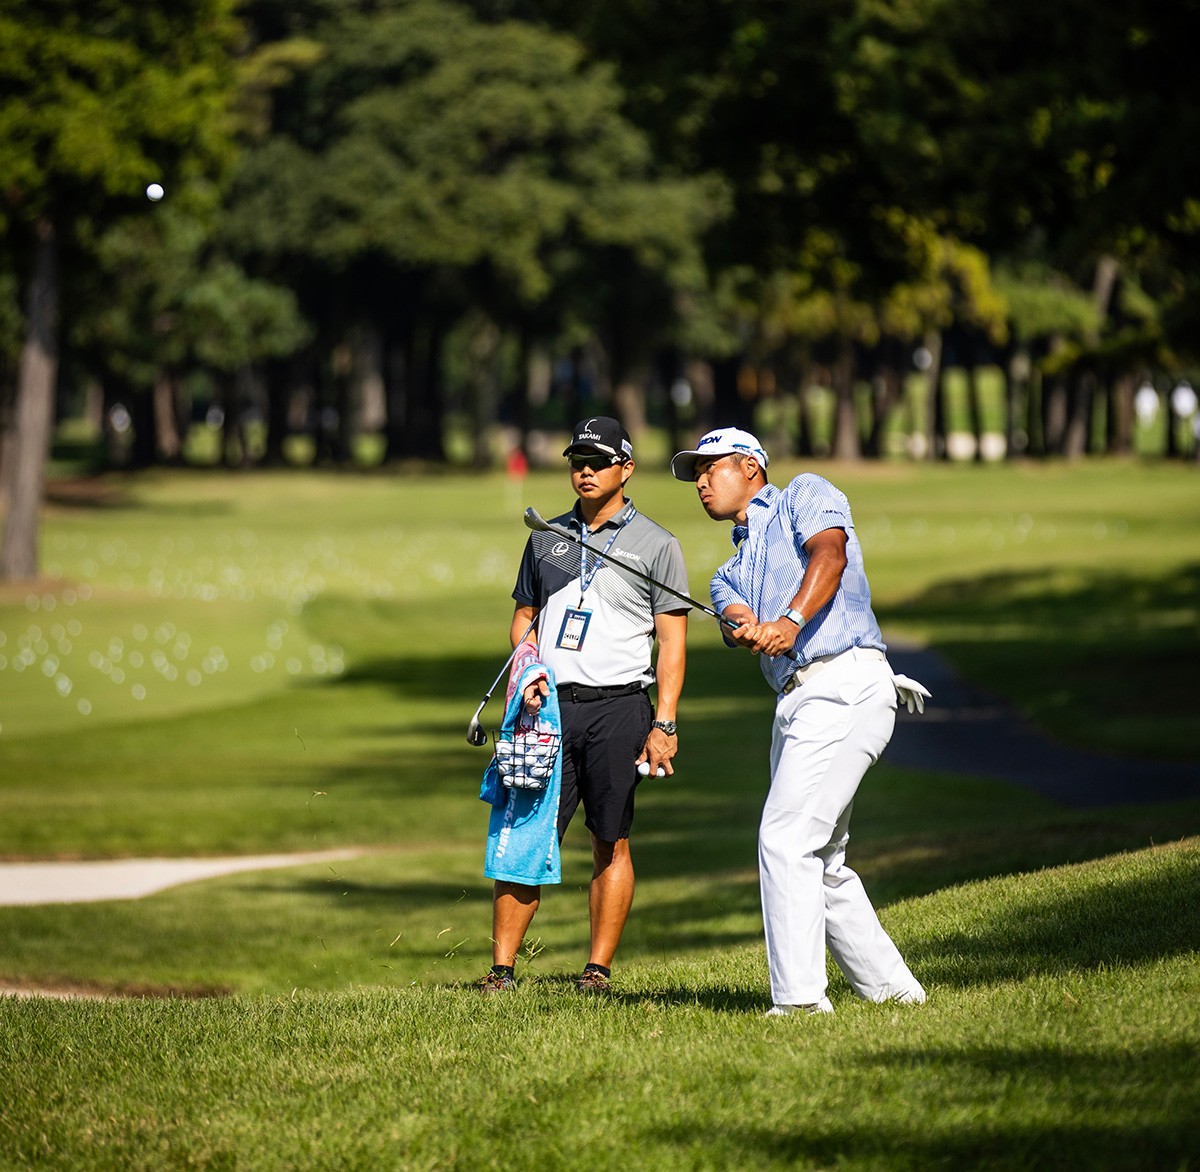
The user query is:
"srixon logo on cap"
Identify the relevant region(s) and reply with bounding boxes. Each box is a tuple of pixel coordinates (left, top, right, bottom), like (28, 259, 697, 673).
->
(698, 433, 723, 447)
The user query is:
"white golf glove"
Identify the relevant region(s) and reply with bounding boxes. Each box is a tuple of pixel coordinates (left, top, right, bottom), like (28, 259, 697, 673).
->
(892, 673, 931, 715)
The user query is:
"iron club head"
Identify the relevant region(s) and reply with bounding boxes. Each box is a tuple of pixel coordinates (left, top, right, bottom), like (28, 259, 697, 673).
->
(466, 712, 488, 747)
(523, 506, 555, 533)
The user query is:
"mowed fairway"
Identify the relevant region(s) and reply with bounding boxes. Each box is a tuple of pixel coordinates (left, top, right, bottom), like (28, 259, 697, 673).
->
(1, 459, 1198, 1170)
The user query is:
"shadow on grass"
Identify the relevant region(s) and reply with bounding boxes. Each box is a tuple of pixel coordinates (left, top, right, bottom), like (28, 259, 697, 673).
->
(289, 628, 1200, 987)
(908, 843, 1200, 988)
(660, 1042, 1200, 1169)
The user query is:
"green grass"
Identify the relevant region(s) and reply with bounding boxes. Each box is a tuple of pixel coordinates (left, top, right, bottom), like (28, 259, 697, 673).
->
(2, 839, 1198, 1170)
(2, 459, 1199, 1168)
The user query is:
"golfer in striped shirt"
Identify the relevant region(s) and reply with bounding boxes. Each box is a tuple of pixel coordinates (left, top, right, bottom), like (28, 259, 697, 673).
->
(672, 428, 928, 1016)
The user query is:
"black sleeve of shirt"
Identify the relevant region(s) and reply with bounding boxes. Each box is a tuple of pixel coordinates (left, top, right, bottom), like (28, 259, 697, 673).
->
(512, 535, 539, 607)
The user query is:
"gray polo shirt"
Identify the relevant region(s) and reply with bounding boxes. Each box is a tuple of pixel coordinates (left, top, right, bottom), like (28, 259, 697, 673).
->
(513, 500, 690, 688)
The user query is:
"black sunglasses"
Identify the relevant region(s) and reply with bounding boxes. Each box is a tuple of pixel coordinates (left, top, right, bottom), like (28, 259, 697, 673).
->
(568, 453, 623, 471)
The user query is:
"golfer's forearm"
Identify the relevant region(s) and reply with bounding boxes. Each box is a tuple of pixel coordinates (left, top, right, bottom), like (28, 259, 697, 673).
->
(788, 558, 842, 621)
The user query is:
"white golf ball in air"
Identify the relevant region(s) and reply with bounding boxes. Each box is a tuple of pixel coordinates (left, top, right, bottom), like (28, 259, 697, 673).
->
(146, 183, 164, 201)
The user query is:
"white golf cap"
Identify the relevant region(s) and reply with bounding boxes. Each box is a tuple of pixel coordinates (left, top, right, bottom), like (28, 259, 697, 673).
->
(670, 427, 769, 481)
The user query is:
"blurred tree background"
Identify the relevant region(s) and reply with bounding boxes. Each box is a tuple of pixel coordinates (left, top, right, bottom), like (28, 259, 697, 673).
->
(3, 0, 1199, 575)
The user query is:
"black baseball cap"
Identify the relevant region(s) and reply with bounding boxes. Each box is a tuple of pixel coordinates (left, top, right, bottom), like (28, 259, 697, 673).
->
(562, 416, 633, 464)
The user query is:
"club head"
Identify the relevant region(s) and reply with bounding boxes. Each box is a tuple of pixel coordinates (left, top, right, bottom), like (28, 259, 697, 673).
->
(523, 507, 553, 533)
(466, 715, 488, 747)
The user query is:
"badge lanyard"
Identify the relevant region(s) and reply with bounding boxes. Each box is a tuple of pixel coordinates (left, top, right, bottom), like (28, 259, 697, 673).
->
(577, 504, 635, 604)
(556, 503, 635, 652)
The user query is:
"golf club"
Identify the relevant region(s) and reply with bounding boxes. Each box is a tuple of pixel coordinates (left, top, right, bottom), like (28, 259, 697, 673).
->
(466, 615, 538, 746)
(523, 506, 799, 660)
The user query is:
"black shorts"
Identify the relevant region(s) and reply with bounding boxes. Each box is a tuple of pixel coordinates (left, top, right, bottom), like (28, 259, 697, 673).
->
(557, 691, 653, 843)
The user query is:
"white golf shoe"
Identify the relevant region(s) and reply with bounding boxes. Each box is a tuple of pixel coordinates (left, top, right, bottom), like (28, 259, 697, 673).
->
(765, 996, 834, 1017)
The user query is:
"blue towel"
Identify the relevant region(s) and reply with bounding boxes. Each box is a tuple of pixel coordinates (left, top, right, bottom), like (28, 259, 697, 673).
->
(479, 654, 562, 886)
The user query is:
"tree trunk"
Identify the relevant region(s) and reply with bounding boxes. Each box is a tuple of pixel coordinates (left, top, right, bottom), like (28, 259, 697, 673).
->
(922, 330, 944, 461)
(613, 373, 648, 451)
(153, 373, 183, 463)
(1005, 346, 1029, 458)
(1108, 374, 1135, 455)
(864, 349, 900, 459)
(523, 343, 552, 459)
(468, 314, 502, 468)
(262, 355, 294, 467)
(682, 358, 715, 444)
(1042, 379, 1069, 453)
(511, 331, 532, 455)
(712, 355, 751, 430)
(0, 387, 15, 513)
(830, 339, 860, 461)
(332, 342, 355, 465)
(965, 362, 983, 461)
(128, 385, 157, 468)
(1, 220, 59, 582)
(1062, 373, 1094, 459)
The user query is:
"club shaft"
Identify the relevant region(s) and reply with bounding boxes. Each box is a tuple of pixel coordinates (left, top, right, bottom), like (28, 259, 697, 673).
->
(481, 614, 539, 702)
(532, 513, 727, 625)
(525, 507, 798, 661)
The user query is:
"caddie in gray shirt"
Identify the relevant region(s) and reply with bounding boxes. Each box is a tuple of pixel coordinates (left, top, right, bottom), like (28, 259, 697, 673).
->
(477, 417, 689, 997)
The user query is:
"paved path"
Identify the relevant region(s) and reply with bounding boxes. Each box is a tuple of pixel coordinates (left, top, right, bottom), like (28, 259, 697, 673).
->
(0, 850, 359, 909)
(884, 643, 1200, 807)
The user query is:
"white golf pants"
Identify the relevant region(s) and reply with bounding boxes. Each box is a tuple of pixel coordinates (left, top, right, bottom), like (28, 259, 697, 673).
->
(760, 650, 924, 1006)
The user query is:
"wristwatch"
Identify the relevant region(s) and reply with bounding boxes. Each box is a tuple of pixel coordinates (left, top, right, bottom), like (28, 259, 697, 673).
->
(780, 607, 806, 629)
(651, 719, 677, 736)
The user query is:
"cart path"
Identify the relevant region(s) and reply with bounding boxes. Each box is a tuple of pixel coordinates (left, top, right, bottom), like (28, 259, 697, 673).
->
(0, 849, 360, 909)
(884, 643, 1200, 807)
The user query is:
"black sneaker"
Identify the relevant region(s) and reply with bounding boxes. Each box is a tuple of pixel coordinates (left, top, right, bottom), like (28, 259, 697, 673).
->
(475, 970, 516, 994)
(577, 968, 611, 995)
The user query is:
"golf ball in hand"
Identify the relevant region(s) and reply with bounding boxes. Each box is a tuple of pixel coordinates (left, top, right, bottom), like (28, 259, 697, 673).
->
(146, 183, 164, 201)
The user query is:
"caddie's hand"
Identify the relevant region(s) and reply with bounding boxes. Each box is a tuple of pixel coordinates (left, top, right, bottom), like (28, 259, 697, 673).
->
(892, 673, 932, 715)
(522, 676, 550, 713)
(637, 726, 677, 778)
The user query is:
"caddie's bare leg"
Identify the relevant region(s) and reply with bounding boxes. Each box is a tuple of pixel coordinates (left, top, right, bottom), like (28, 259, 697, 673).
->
(492, 881, 540, 967)
(587, 836, 634, 968)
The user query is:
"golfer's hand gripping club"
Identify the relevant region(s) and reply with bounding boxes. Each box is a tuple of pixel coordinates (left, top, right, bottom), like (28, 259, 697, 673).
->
(523, 507, 798, 661)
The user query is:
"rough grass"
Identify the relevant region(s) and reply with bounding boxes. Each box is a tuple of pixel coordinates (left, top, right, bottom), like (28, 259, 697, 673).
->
(2, 839, 1198, 1171)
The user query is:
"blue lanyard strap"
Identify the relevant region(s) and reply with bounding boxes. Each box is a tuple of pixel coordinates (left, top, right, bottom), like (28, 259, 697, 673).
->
(578, 503, 636, 597)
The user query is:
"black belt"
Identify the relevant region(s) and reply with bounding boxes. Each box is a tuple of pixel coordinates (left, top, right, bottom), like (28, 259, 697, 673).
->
(557, 681, 647, 704)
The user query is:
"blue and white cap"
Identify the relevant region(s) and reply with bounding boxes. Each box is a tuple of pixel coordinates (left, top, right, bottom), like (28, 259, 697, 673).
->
(670, 427, 769, 481)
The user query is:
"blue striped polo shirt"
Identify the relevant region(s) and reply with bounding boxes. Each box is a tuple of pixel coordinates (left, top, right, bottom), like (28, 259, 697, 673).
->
(709, 476, 885, 692)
